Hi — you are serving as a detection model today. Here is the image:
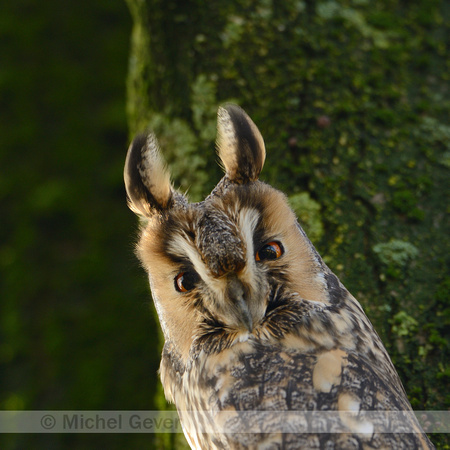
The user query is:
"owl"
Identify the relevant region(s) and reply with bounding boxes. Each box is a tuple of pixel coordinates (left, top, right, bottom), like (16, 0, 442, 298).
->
(124, 105, 433, 449)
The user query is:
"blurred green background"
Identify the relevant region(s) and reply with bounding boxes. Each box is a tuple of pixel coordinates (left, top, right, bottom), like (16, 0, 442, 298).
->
(1, 0, 448, 448)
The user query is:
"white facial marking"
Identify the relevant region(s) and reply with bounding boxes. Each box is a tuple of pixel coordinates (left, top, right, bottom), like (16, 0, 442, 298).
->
(169, 233, 209, 282)
(237, 207, 260, 276)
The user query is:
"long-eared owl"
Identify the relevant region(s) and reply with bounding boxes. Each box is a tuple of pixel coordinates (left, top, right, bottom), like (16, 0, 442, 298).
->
(124, 105, 433, 449)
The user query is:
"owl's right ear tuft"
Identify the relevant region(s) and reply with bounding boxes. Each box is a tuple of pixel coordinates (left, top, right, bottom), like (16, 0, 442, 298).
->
(216, 104, 266, 183)
(124, 133, 173, 217)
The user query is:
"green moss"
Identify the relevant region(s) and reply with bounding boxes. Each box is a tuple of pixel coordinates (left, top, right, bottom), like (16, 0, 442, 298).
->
(288, 192, 324, 242)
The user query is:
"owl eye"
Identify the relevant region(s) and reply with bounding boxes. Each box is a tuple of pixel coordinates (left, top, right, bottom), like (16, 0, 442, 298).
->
(175, 271, 200, 292)
(255, 241, 284, 262)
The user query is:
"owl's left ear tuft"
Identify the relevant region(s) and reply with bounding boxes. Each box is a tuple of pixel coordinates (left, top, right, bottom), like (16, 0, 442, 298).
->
(216, 104, 266, 183)
(124, 133, 174, 218)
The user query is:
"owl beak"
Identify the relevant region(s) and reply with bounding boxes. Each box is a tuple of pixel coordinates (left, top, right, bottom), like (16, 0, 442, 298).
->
(235, 297, 253, 332)
(227, 275, 253, 333)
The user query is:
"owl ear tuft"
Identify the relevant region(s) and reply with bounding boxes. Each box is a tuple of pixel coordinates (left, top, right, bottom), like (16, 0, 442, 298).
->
(216, 104, 266, 183)
(124, 133, 174, 217)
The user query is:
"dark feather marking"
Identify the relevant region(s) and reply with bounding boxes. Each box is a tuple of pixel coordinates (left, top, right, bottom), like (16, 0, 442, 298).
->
(224, 104, 264, 183)
(124, 134, 186, 215)
(193, 315, 237, 355)
(125, 134, 163, 213)
(325, 272, 347, 306)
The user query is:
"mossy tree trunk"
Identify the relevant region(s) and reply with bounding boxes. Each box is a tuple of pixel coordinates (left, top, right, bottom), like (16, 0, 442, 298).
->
(125, 1, 449, 448)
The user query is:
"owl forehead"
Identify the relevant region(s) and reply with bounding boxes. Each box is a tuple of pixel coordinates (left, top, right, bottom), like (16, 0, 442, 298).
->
(152, 182, 287, 275)
(195, 207, 247, 276)
(165, 197, 256, 274)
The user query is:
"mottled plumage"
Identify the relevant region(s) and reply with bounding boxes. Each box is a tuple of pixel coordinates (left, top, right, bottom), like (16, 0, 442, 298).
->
(124, 104, 433, 449)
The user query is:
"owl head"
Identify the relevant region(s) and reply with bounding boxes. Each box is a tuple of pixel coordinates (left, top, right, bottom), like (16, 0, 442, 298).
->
(124, 105, 342, 361)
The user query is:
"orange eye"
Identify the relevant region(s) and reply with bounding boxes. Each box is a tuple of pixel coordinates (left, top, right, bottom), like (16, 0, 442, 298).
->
(255, 241, 284, 262)
(175, 271, 200, 292)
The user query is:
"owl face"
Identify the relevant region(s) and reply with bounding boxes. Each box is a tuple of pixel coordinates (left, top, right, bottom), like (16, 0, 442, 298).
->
(124, 105, 331, 361)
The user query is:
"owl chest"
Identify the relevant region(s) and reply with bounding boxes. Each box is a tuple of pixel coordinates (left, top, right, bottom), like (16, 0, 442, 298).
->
(163, 335, 411, 415)
(165, 341, 327, 414)
(161, 340, 433, 449)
